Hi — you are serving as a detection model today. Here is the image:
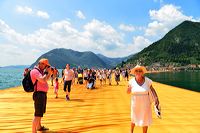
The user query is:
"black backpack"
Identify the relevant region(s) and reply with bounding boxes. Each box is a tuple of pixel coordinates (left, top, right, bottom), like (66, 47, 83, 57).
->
(22, 68, 41, 92)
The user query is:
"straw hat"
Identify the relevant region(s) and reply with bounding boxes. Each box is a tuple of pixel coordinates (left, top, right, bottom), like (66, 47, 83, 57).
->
(39, 58, 50, 66)
(130, 65, 147, 74)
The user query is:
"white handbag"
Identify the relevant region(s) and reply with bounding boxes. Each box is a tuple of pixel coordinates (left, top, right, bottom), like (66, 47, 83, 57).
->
(154, 105, 161, 119)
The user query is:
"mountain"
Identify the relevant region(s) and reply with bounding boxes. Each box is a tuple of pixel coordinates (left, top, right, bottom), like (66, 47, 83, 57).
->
(0, 65, 30, 69)
(96, 54, 130, 67)
(30, 48, 121, 69)
(125, 20, 200, 67)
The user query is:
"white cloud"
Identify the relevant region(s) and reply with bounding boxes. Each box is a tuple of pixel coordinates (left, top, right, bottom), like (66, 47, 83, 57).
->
(1, 3, 200, 66)
(16, 5, 49, 19)
(83, 19, 123, 49)
(149, 4, 191, 22)
(36, 11, 50, 19)
(0, 43, 38, 66)
(133, 36, 151, 49)
(101, 36, 151, 58)
(0, 18, 128, 66)
(145, 21, 168, 36)
(16, 6, 33, 15)
(128, 36, 151, 53)
(145, 4, 195, 37)
(76, 10, 86, 19)
(49, 20, 78, 34)
(119, 24, 135, 32)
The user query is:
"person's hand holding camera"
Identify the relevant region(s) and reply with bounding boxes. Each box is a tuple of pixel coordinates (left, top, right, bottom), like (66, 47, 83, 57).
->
(44, 66, 52, 76)
(47, 66, 53, 75)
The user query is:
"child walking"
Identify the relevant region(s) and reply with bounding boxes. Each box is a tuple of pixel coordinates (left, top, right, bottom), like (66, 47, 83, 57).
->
(54, 78, 59, 98)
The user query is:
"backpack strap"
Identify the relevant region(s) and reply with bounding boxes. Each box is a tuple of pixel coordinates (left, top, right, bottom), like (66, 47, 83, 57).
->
(33, 68, 43, 92)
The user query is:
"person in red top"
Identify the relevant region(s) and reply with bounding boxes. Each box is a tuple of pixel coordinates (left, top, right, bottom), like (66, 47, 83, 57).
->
(30, 58, 52, 133)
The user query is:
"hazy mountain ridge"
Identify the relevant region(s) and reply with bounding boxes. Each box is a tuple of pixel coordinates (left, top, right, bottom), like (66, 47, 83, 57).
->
(30, 48, 129, 69)
(0, 65, 30, 69)
(96, 54, 130, 67)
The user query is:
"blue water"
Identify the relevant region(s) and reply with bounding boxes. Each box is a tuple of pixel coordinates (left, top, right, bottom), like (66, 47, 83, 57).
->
(0, 68, 63, 90)
(146, 71, 200, 92)
(0, 68, 24, 90)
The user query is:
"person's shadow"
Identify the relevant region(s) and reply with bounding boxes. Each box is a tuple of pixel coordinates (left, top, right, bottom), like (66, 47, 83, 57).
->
(38, 131, 79, 133)
(56, 97, 84, 102)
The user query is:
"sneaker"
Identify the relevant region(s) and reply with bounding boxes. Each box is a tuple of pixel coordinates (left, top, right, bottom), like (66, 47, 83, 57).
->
(66, 95, 70, 101)
(38, 126, 49, 131)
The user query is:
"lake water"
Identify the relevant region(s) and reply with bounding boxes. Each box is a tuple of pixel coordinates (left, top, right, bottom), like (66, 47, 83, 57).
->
(146, 71, 200, 92)
(0, 68, 24, 90)
(0, 68, 63, 90)
(0, 68, 200, 92)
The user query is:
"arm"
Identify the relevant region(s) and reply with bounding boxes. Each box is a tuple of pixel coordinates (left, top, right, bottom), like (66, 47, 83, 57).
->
(73, 70, 75, 79)
(62, 70, 65, 80)
(150, 85, 160, 106)
(127, 85, 132, 94)
(57, 70, 59, 77)
(71, 70, 75, 85)
(36, 68, 52, 83)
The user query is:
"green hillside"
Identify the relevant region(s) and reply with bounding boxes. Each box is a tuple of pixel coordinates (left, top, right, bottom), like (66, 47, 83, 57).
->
(126, 20, 200, 67)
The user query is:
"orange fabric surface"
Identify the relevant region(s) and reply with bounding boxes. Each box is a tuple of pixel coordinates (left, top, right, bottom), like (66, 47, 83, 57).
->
(0, 78, 200, 133)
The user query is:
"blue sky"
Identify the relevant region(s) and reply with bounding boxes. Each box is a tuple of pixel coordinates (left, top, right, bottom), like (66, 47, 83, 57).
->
(0, 0, 200, 66)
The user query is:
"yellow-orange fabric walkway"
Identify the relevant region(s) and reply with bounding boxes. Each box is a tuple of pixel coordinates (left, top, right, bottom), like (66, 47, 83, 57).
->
(0, 78, 200, 133)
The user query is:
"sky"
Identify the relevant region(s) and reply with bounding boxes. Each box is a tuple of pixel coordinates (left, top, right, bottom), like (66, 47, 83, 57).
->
(0, 0, 200, 66)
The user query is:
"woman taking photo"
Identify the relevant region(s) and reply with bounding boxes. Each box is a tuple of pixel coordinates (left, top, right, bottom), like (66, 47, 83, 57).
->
(127, 65, 160, 133)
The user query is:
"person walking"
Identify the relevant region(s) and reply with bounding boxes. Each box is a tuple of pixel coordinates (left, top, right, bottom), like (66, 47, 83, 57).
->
(50, 67, 59, 86)
(125, 68, 129, 81)
(54, 77, 59, 98)
(83, 69, 89, 87)
(115, 68, 120, 85)
(63, 64, 75, 101)
(30, 58, 52, 133)
(127, 65, 160, 133)
(107, 69, 112, 85)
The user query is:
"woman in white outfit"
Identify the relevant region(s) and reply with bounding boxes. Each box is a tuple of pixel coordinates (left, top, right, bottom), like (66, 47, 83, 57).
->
(127, 65, 160, 133)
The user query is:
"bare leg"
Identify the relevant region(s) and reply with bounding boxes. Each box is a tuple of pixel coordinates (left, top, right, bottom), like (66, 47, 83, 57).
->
(66, 91, 69, 96)
(84, 80, 87, 87)
(131, 123, 135, 133)
(32, 116, 41, 133)
(143, 126, 148, 133)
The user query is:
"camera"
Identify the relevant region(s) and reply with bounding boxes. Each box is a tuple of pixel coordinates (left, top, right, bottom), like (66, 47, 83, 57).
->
(44, 66, 54, 75)
(46, 66, 54, 70)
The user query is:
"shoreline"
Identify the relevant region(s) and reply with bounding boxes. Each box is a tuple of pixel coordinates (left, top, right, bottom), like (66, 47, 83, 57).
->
(1, 75, 199, 93)
(0, 85, 21, 91)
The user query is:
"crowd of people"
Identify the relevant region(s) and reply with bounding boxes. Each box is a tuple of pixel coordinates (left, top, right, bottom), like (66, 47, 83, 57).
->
(23, 58, 160, 133)
(61, 66, 130, 89)
(24, 63, 132, 100)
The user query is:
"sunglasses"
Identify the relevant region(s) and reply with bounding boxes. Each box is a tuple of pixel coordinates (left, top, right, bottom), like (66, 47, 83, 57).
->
(41, 63, 49, 68)
(135, 70, 143, 73)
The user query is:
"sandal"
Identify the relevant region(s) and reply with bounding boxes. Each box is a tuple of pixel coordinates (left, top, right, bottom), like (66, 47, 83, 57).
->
(38, 126, 49, 131)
